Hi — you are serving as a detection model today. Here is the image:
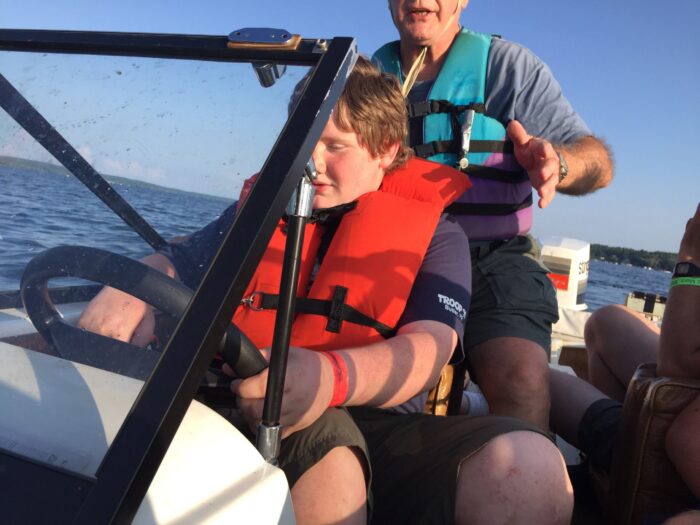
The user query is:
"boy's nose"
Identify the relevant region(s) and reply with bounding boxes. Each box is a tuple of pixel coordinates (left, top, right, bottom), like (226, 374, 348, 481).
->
(311, 146, 325, 174)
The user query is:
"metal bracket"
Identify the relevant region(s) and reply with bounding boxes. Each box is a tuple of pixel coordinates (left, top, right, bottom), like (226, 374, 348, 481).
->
(227, 28, 301, 50)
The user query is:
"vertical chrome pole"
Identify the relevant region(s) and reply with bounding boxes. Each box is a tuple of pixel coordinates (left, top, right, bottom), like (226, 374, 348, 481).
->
(256, 161, 316, 463)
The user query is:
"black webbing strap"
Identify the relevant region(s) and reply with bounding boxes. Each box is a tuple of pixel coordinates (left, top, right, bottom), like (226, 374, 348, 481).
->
(406, 99, 486, 118)
(445, 193, 533, 216)
(326, 285, 348, 333)
(464, 164, 529, 183)
(251, 290, 395, 338)
(413, 139, 514, 159)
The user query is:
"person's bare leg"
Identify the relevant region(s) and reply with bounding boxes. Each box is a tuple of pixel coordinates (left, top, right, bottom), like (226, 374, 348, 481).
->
(585, 305, 659, 401)
(469, 337, 550, 430)
(549, 367, 609, 447)
(662, 510, 700, 525)
(666, 394, 700, 499)
(291, 446, 367, 525)
(455, 431, 573, 525)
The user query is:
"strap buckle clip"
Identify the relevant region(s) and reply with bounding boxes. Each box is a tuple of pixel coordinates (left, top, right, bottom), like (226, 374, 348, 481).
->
(241, 291, 264, 311)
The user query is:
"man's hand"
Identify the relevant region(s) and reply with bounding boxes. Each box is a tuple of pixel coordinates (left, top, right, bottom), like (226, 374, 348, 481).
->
(507, 120, 561, 209)
(77, 286, 155, 347)
(228, 347, 334, 438)
(678, 202, 700, 264)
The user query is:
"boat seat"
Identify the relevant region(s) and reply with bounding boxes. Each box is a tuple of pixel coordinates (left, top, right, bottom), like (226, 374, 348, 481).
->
(423, 362, 468, 416)
(602, 363, 700, 524)
(557, 342, 589, 381)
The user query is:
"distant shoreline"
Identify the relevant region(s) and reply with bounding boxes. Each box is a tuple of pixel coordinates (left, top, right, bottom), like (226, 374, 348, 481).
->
(0, 155, 231, 203)
(0, 156, 679, 271)
(591, 244, 676, 272)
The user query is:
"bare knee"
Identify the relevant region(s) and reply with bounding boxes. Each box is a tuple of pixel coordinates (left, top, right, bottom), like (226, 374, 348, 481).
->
(455, 431, 573, 525)
(485, 349, 550, 415)
(584, 305, 624, 356)
(472, 340, 550, 428)
(475, 340, 549, 400)
(662, 510, 700, 525)
(291, 446, 367, 525)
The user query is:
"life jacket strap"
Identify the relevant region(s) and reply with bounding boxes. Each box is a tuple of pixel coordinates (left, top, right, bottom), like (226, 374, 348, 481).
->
(464, 164, 529, 183)
(406, 99, 485, 118)
(413, 139, 514, 159)
(246, 291, 395, 338)
(445, 193, 533, 216)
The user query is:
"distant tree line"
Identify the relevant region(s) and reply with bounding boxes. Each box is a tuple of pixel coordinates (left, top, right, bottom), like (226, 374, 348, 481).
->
(591, 244, 676, 271)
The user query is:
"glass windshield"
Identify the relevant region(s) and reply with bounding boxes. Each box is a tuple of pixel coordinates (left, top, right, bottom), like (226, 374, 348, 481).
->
(0, 48, 312, 476)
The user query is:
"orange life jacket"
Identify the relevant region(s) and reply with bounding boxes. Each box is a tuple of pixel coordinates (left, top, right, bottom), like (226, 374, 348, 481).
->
(233, 157, 470, 351)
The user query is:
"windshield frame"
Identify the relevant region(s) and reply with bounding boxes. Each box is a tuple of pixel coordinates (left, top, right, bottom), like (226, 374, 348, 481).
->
(0, 28, 357, 523)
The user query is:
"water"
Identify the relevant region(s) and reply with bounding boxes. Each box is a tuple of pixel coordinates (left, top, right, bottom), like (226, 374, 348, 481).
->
(0, 163, 673, 308)
(585, 260, 671, 310)
(0, 161, 233, 291)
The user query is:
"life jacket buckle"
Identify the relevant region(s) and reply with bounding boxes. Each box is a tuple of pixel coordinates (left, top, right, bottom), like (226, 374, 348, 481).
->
(407, 100, 431, 118)
(459, 108, 475, 171)
(241, 291, 264, 311)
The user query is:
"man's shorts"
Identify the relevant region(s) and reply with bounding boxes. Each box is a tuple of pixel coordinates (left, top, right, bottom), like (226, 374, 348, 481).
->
(279, 406, 545, 524)
(464, 234, 559, 354)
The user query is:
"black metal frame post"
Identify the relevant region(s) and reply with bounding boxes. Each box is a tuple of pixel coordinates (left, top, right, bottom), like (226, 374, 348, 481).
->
(256, 162, 316, 463)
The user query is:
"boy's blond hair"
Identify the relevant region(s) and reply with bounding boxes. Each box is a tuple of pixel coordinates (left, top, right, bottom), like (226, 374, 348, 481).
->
(334, 56, 412, 171)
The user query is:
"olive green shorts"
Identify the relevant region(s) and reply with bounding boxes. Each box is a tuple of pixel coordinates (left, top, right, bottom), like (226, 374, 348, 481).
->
(279, 407, 369, 488)
(279, 406, 545, 524)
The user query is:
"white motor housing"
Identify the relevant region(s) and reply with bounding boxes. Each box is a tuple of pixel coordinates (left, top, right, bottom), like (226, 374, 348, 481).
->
(539, 236, 590, 311)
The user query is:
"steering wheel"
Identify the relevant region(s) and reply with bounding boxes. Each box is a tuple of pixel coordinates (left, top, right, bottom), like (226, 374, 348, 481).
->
(20, 245, 268, 381)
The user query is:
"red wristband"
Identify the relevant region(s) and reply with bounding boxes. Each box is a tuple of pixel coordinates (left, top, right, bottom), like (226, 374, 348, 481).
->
(320, 351, 349, 407)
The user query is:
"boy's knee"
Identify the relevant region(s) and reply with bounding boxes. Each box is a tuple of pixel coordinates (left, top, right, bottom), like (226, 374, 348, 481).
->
(455, 431, 573, 525)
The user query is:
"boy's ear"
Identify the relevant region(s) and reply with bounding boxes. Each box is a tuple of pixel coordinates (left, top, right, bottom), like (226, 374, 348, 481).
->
(379, 141, 401, 170)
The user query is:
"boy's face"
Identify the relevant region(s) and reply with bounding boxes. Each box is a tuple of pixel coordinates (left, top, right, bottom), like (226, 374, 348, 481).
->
(311, 113, 397, 209)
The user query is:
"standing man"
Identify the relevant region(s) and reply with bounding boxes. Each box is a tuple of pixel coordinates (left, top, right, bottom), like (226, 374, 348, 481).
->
(374, 0, 613, 430)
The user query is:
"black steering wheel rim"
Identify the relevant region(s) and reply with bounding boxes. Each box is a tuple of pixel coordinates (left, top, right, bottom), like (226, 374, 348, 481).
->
(20, 245, 266, 380)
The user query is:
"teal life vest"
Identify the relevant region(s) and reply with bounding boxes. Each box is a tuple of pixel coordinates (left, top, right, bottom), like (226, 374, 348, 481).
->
(373, 28, 533, 241)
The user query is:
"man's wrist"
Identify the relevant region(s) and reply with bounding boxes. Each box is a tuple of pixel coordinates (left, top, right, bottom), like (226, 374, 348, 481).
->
(556, 150, 569, 184)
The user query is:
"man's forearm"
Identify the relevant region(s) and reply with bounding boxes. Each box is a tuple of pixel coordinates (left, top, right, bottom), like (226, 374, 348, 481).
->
(556, 135, 614, 195)
(336, 320, 457, 408)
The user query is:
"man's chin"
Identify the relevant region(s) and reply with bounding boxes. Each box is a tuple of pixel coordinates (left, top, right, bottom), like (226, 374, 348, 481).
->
(400, 29, 435, 47)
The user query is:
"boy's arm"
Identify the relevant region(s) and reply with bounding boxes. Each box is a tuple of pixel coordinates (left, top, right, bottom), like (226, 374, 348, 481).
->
(232, 320, 457, 438)
(335, 319, 457, 406)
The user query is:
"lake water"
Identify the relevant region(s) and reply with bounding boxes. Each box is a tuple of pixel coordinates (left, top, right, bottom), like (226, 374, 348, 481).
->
(0, 162, 673, 308)
(0, 161, 232, 291)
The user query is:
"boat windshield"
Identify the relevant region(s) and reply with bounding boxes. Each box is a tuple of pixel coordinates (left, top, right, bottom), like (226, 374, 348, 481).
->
(0, 30, 355, 519)
(1, 50, 308, 289)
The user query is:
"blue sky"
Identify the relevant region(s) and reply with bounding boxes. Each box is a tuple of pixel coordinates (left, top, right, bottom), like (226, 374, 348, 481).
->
(3, 0, 699, 252)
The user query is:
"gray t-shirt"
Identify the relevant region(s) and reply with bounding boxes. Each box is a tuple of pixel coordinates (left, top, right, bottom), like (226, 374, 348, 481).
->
(408, 36, 591, 144)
